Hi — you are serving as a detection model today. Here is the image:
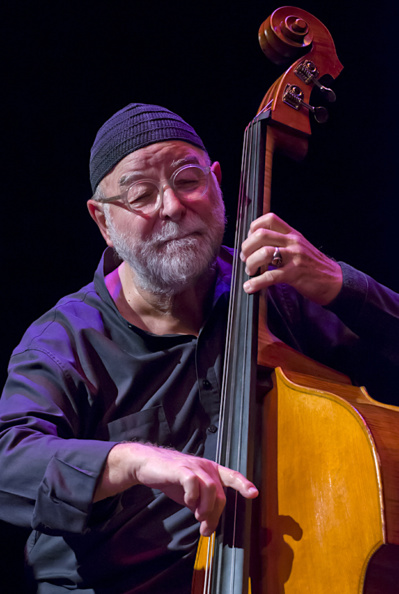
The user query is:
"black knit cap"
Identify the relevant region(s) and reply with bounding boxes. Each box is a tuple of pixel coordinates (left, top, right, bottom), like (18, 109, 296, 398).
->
(89, 103, 207, 192)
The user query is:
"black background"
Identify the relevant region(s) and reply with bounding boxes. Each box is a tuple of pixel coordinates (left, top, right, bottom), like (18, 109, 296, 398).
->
(2, 1, 399, 386)
(1, 0, 399, 586)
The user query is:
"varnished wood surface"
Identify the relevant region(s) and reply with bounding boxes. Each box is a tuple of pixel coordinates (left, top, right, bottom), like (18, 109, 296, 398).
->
(257, 367, 399, 593)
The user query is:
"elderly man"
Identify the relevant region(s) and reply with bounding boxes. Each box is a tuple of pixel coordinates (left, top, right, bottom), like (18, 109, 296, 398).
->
(1, 103, 399, 593)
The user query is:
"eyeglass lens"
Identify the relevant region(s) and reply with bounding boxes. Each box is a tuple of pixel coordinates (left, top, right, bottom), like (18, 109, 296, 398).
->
(126, 165, 208, 213)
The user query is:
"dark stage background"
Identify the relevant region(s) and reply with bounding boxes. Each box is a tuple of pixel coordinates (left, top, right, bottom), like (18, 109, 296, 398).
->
(1, 0, 399, 586)
(2, 0, 399, 387)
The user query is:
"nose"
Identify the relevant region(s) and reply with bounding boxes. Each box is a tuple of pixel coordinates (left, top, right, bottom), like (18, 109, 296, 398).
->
(158, 185, 186, 221)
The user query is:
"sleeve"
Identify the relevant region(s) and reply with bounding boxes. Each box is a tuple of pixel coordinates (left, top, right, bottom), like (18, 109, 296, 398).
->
(327, 262, 399, 362)
(0, 343, 118, 535)
(268, 262, 399, 405)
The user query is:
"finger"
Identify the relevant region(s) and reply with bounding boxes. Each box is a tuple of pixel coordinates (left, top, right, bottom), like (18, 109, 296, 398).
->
(243, 267, 287, 294)
(193, 471, 219, 521)
(241, 228, 285, 262)
(179, 468, 201, 512)
(218, 466, 259, 499)
(198, 478, 258, 536)
(195, 474, 225, 537)
(249, 213, 293, 236)
(179, 462, 225, 516)
(244, 245, 277, 277)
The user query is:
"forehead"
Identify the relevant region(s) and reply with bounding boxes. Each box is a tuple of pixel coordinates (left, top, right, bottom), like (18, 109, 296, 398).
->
(105, 140, 208, 185)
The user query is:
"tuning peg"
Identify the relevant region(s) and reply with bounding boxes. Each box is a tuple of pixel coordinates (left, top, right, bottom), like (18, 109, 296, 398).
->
(312, 80, 336, 103)
(295, 60, 337, 103)
(283, 84, 329, 123)
(307, 104, 329, 124)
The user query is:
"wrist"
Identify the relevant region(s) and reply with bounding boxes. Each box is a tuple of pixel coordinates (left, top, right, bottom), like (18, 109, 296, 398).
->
(318, 260, 343, 306)
(93, 442, 142, 502)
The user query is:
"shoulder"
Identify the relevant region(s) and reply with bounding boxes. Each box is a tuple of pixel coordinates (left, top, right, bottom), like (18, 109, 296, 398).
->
(11, 281, 105, 357)
(12, 250, 121, 358)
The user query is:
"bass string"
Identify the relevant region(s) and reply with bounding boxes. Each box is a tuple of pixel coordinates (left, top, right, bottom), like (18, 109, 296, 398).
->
(217, 113, 263, 469)
(204, 114, 263, 593)
(215, 116, 254, 467)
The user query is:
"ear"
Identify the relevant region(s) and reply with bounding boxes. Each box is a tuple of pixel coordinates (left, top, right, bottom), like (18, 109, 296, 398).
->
(87, 200, 114, 247)
(211, 161, 222, 186)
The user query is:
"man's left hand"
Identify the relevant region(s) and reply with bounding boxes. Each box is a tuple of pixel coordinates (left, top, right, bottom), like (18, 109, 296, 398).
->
(240, 213, 343, 305)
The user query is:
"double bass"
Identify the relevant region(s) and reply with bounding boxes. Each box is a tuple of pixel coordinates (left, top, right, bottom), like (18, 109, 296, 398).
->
(193, 6, 399, 593)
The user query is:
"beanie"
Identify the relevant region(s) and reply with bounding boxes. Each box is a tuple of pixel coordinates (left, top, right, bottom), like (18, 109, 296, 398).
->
(89, 103, 206, 192)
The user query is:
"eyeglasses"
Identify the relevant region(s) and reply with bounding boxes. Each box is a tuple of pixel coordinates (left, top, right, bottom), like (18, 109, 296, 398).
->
(93, 164, 211, 215)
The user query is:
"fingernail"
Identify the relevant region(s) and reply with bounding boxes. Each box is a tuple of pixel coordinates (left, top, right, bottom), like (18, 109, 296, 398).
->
(243, 281, 251, 293)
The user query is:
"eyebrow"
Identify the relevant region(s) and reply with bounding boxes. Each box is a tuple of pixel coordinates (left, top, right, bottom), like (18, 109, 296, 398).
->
(170, 156, 201, 168)
(118, 155, 202, 187)
(119, 172, 143, 187)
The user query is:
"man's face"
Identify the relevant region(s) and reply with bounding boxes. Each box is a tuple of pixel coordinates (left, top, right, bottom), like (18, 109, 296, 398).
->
(99, 141, 226, 295)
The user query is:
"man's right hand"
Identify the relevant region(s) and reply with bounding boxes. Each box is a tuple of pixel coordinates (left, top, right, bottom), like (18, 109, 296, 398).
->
(94, 442, 258, 536)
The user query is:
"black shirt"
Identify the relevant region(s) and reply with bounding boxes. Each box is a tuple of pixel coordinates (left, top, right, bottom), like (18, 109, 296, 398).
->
(1, 247, 399, 592)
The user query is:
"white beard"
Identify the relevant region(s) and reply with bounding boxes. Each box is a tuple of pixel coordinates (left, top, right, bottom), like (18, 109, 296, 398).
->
(104, 190, 226, 296)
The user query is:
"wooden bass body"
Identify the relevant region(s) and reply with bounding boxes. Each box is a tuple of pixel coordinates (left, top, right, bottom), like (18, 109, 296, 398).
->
(194, 356, 399, 593)
(259, 363, 399, 593)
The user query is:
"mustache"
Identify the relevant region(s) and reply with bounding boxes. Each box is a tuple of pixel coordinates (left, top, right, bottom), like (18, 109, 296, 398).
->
(151, 219, 207, 243)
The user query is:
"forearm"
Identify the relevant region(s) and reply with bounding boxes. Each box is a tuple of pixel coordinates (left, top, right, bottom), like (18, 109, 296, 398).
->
(0, 430, 115, 533)
(328, 262, 399, 354)
(93, 442, 142, 502)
